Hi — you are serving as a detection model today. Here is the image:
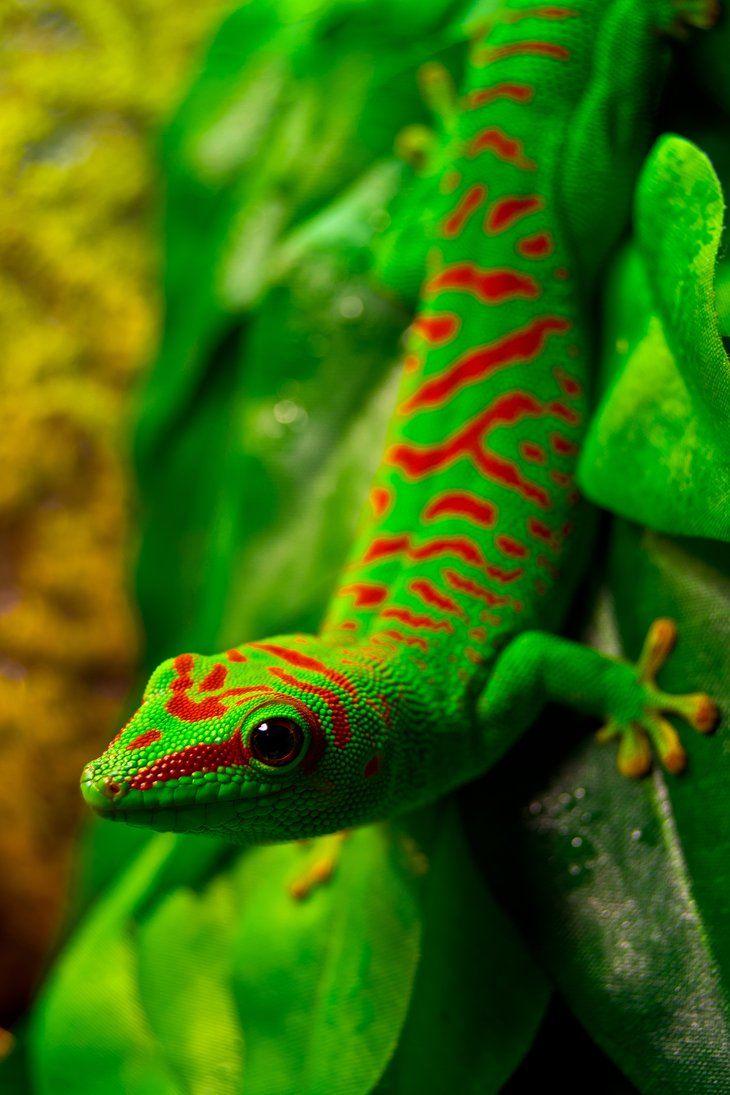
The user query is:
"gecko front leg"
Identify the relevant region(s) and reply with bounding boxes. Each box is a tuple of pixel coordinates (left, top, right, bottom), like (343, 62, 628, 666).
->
(477, 620, 718, 777)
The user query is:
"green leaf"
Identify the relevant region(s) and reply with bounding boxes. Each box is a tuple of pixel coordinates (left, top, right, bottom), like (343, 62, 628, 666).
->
(376, 805, 547, 1095)
(30, 821, 425, 1094)
(468, 519, 730, 1092)
(579, 136, 730, 541)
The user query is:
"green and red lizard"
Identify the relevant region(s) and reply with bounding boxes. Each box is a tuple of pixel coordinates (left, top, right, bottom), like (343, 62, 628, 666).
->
(82, 0, 720, 843)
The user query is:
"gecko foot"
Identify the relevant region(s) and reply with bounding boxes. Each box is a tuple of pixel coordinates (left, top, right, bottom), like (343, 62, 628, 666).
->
(596, 618, 719, 777)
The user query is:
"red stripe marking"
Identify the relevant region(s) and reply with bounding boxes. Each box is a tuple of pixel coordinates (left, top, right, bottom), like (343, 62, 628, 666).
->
(470, 627, 487, 641)
(444, 569, 511, 608)
(520, 441, 546, 464)
(382, 606, 454, 632)
(478, 41, 570, 65)
(466, 83, 533, 108)
(496, 534, 528, 558)
(426, 262, 539, 304)
(127, 728, 162, 751)
(200, 663, 228, 692)
(338, 582, 388, 608)
(411, 536, 486, 567)
(412, 313, 460, 345)
(554, 367, 582, 396)
(503, 6, 579, 21)
(485, 562, 524, 583)
(551, 433, 578, 455)
(129, 729, 251, 790)
(485, 195, 543, 234)
(465, 648, 484, 665)
(390, 392, 555, 509)
(375, 629, 429, 651)
(363, 534, 410, 564)
(518, 232, 553, 258)
(551, 470, 572, 487)
(528, 518, 558, 551)
(467, 127, 536, 170)
(226, 649, 247, 663)
(548, 400, 581, 425)
(401, 316, 570, 414)
(268, 667, 351, 748)
(369, 486, 392, 517)
(442, 183, 487, 237)
(166, 654, 228, 723)
(423, 490, 496, 527)
(359, 533, 488, 569)
(409, 578, 465, 618)
(404, 353, 420, 374)
(339, 620, 358, 630)
(252, 643, 327, 674)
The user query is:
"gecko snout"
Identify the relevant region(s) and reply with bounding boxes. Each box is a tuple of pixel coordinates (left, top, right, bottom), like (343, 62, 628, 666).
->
(80, 764, 128, 811)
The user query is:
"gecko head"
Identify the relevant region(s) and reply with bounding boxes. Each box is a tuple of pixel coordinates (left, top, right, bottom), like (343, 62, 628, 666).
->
(80, 635, 398, 844)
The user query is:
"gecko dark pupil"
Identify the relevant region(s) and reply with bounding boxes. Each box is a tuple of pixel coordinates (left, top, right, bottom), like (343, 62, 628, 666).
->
(250, 719, 303, 767)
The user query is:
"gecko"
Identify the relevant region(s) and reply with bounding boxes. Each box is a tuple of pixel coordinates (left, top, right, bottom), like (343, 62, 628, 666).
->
(81, 0, 719, 844)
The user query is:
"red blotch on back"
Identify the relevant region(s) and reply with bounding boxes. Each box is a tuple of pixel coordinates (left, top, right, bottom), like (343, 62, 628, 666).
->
(485, 195, 543, 234)
(423, 490, 496, 528)
(442, 184, 487, 237)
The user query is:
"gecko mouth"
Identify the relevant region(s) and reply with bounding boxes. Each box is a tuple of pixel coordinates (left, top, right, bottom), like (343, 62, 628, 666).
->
(80, 769, 289, 817)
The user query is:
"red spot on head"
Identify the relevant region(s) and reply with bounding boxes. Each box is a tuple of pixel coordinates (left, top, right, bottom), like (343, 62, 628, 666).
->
(200, 663, 228, 692)
(127, 728, 162, 751)
(128, 727, 251, 788)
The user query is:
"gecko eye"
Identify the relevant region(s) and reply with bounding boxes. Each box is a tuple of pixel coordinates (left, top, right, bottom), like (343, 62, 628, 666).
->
(249, 718, 304, 767)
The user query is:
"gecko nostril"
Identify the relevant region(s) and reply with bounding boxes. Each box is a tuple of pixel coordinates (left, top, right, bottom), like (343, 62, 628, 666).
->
(80, 764, 129, 811)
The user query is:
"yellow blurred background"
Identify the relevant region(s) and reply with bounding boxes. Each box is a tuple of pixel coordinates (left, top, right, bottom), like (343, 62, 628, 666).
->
(0, 0, 224, 1023)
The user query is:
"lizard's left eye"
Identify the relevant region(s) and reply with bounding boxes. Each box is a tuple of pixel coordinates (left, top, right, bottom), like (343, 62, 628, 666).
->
(249, 718, 304, 767)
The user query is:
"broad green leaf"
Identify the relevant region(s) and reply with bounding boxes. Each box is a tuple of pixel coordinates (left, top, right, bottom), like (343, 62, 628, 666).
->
(579, 136, 730, 541)
(30, 820, 426, 1094)
(31, 804, 546, 1094)
(376, 806, 548, 1095)
(468, 518, 730, 1092)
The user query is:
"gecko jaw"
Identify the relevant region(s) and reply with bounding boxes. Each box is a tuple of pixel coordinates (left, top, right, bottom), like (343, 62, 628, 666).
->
(80, 762, 290, 817)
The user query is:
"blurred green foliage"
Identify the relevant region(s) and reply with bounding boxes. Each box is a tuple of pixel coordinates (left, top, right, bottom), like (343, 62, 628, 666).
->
(10, 0, 730, 1091)
(0, 0, 224, 1024)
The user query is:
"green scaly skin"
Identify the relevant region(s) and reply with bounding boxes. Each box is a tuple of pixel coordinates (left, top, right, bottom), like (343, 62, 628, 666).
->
(82, 0, 719, 845)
